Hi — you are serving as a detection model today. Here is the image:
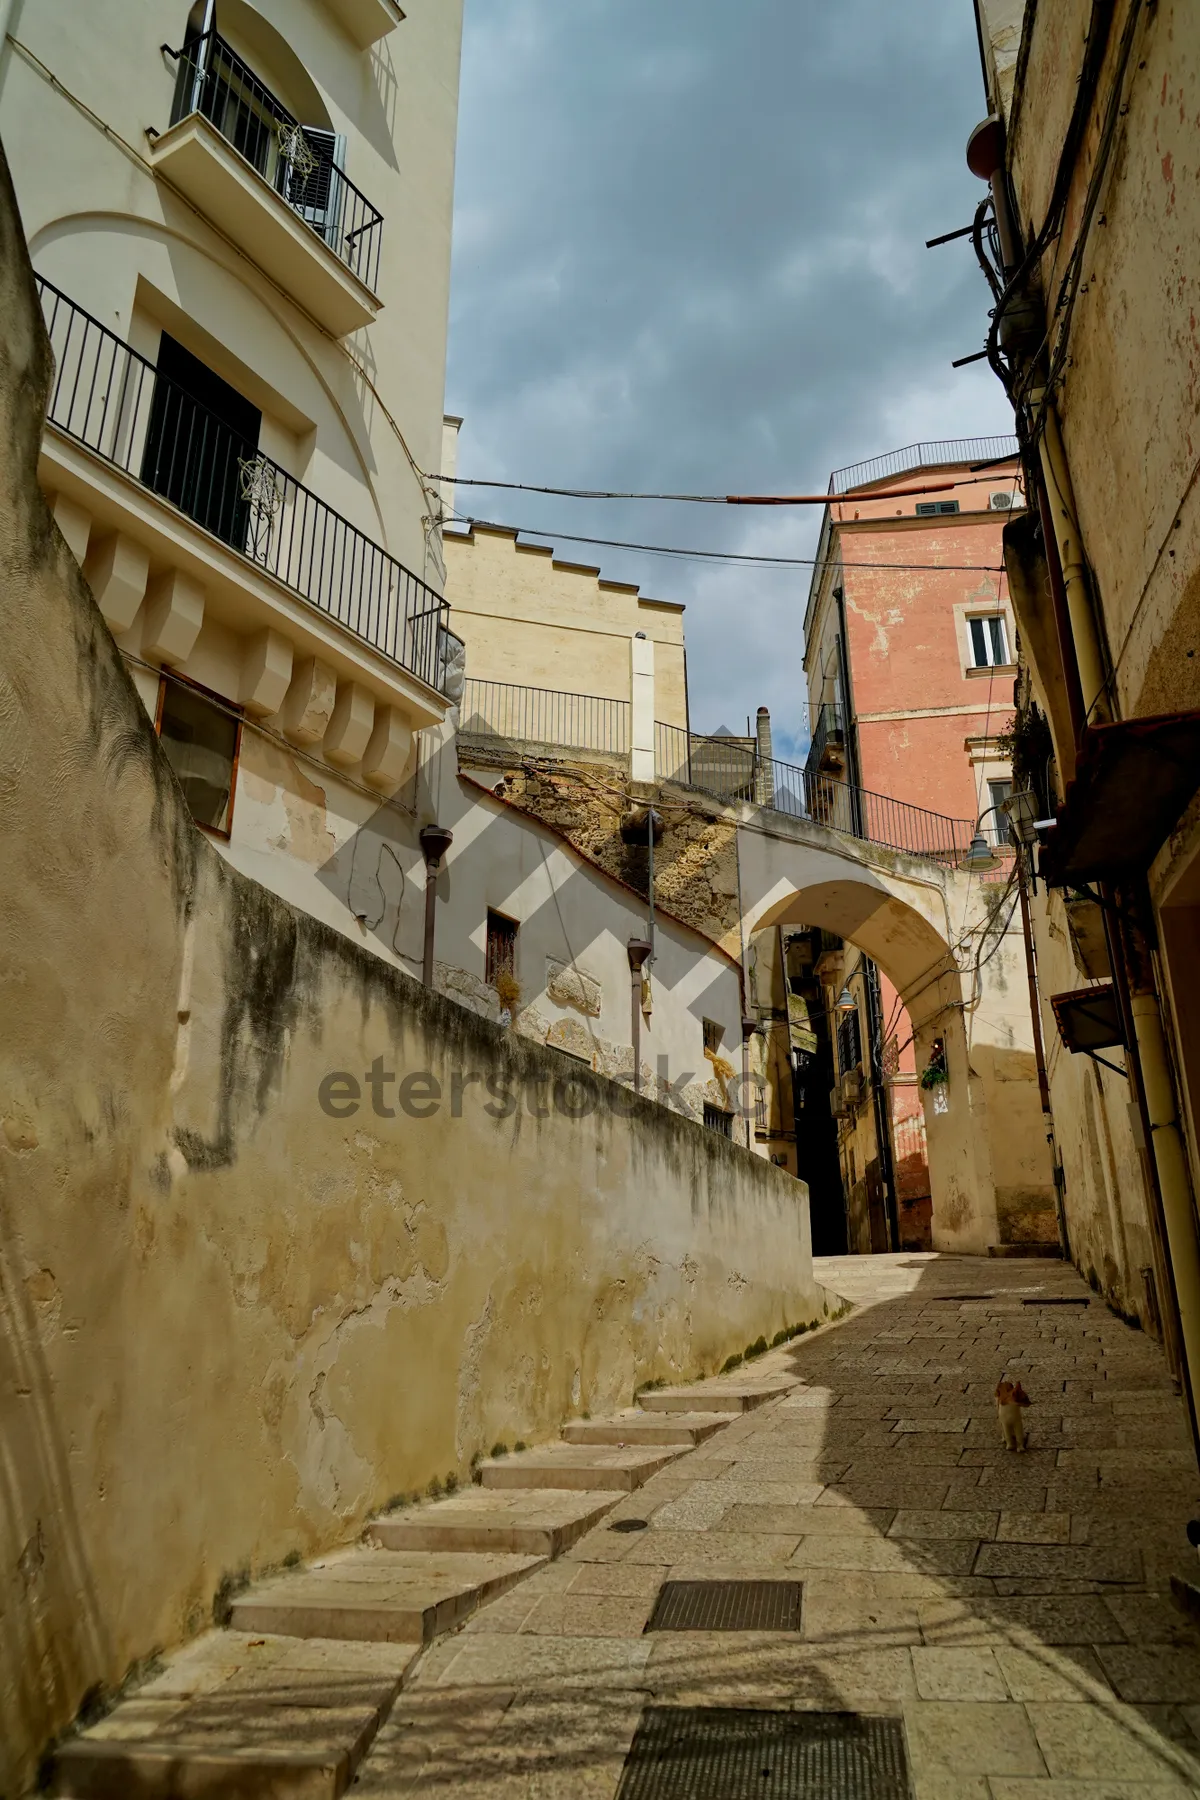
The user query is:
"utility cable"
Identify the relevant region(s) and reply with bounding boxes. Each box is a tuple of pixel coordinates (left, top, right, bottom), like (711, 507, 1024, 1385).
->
(433, 471, 1017, 507)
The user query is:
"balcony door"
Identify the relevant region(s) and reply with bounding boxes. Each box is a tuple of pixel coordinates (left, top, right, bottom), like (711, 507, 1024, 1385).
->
(140, 334, 262, 551)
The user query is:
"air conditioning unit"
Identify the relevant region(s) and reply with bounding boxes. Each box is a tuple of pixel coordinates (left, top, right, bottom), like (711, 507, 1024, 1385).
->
(829, 1085, 849, 1120)
(841, 1070, 865, 1107)
(989, 491, 1016, 511)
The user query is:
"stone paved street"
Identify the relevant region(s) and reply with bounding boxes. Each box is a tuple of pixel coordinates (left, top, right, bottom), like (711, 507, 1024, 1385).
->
(352, 1253, 1200, 1798)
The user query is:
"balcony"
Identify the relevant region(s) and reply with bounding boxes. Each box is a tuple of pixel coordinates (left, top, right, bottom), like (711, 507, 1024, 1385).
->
(151, 32, 383, 335)
(322, 0, 405, 50)
(37, 279, 450, 708)
(460, 678, 631, 758)
(804, 702, 845, 778)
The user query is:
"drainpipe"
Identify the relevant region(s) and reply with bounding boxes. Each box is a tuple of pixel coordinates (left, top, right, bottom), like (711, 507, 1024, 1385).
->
(1032, 402, 1112, 728)
(1102, 886, 1188, 1403)
(418, 824, 453, 989)
(627, 938, 652, 1095)
(1113, 886, 1200, 1461)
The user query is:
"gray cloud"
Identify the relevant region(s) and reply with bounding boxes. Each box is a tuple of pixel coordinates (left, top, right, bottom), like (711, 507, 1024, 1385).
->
(446, 0, 1015, 761)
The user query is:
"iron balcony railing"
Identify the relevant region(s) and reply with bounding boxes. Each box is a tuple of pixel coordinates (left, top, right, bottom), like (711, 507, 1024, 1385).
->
(38, 278, 450, 692)
(459, 678, 630, 754)
(655, 723, 758, 801)
(165, 30, 383, 293)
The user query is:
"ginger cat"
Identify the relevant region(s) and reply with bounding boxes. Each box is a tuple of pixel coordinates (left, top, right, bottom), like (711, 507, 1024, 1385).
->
(995, 1375, 1031, 1451)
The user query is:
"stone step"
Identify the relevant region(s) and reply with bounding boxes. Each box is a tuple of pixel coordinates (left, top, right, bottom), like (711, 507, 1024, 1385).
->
(637, 1374, 797, 1414)
(478, 1442, 684, 1492)
(561, 1410, 733, 1447)
(52, 1631, 412, 1799)
(228, 1546, 544, 1645)
(369, 1487, 618, 1558)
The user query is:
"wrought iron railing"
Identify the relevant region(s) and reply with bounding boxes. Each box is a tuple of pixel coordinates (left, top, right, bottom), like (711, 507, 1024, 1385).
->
(655, 723, 758, 800)
(762, 758, 975, 861)
(829, 436, 1020, 495)
(165, 31, 383, 292)
(38, 278, 449, 691)
(459, 678, 630, 754)
(656, 720, 974, 860)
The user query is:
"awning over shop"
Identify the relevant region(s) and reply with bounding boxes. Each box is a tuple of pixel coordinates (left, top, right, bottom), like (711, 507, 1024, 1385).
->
(1039, 711, 1200, 886)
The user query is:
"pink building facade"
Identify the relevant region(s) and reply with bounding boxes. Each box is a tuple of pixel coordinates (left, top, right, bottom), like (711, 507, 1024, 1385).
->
(802, 439, 1023, 1250)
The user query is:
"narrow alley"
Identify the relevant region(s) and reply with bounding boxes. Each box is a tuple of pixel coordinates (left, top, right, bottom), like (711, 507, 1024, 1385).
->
(60, 1255, 1200, 1797)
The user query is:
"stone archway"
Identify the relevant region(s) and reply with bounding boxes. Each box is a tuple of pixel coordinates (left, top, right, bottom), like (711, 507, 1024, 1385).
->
(736, 812, 1056, 1256)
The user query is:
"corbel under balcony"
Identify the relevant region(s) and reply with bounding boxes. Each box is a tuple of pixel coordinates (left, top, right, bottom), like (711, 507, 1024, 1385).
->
(148, 115, 380, 337)
(41, 429, 447, 736)
(323, 0, 405, 50)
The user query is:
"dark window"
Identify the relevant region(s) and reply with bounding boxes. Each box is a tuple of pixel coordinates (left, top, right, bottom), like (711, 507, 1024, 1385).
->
(156, 678, 240, 834)
(704, 1104, 732, 1138)
(969, 614, 1010, 667)
(837, 1006, 862, 1076)
(915, 499, 960, 516)
(485, 910, 518, 985)
(141, 333, 261, 550)
(702, 1018, 725, 1055)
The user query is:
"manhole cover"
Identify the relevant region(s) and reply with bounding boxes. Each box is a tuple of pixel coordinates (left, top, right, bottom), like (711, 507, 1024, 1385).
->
(645, 1580, 802, 1632)
(617, 1706, 910, 1799)
(610, 1518, 650, 1533)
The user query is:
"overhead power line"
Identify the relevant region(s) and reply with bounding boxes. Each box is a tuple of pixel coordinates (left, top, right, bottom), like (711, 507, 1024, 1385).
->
(451, 516, 1006, 576)
(433, 472, 1012, 506)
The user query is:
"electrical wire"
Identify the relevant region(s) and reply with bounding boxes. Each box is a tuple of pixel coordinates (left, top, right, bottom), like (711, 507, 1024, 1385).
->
(448, 516, 1008, 576)
(433, 471, 1018, 506)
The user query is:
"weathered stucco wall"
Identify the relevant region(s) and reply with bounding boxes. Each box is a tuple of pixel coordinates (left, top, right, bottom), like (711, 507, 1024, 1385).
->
(0, 175, 821, 1795)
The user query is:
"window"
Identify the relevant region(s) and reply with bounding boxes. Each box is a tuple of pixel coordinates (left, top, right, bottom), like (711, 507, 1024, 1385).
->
(156, 678, 240, 835)
(915, 500, 960, 516)
(988, 778, 1015, 845)
(969, 614, 1010, 668)
(704, 1104, 733, 1138)
(836, 1005, 862, 1077)
(702, 1018, 726, 1055)
(141, 333, 262, 550)
(485, 910, 518, 986)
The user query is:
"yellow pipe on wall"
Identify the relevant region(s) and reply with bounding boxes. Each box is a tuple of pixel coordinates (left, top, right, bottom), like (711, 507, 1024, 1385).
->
(1035, 401, 1112, 726)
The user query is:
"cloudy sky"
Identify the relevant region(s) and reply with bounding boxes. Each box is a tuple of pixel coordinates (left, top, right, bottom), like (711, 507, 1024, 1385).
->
(445, 0, 1015, 762)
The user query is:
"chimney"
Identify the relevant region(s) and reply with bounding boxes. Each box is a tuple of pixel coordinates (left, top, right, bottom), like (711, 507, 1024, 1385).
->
(755, 706, 775, 808)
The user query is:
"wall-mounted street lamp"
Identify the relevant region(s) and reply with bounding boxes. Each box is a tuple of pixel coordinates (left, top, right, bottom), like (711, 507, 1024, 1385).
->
(835, 984, 858, 1015)
(418, 823, 453, 988)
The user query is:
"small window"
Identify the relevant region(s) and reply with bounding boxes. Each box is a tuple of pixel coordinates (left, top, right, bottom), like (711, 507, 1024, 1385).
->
(704, 1103, 733, 1138)
(988, 777, 1015, 845)
(836, 1006, 862, 1077)
(969, 614, 1010, 668)
(156, 677, 240, 835)
(485, 909, 518, 985)
(702, 1018, 726, 1055)
(915, 500, 960, 516)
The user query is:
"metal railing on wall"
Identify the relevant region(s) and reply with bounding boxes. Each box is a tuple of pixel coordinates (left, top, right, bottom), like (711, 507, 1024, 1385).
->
(165, 30, 384, 292)
(828, 435, 1020, 495)
(459, 678, 630, 755)
(38, 278, 450, 693)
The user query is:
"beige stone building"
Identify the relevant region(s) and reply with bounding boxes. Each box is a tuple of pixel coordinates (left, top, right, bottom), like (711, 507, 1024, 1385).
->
(0, 0, 465, 913)
(972, 0, 1200, 1442)
(445, 520, 688, 781)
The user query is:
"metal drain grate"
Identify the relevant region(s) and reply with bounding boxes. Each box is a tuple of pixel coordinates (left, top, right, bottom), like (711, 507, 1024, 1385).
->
(617, 1707, 910, 1799)
(610, 1518, 650, 1533)
(646, 1580, 802, 1632)
(1022, 1296, 1088, 1306)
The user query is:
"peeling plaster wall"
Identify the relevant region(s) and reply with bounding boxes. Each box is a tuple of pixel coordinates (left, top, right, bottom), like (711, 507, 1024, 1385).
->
(0, 180, 821, 1795)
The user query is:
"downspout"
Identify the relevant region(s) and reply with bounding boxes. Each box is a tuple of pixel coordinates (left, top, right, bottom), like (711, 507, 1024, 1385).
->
(1032, 403, 1112, 726)
(1113, 884, 1200, 1465)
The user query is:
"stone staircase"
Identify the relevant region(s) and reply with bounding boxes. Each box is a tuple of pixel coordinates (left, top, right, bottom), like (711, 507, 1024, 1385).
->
(51, 1372, 795, 1797)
